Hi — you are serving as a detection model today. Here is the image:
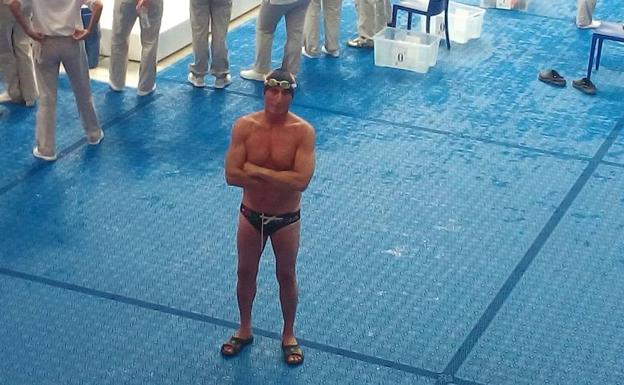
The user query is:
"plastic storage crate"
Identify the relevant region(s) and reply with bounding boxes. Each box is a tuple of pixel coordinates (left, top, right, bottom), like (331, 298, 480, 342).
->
(373, 27, 441, 73)
(418, 1, 486, 44)
(480, 0, 528, 11)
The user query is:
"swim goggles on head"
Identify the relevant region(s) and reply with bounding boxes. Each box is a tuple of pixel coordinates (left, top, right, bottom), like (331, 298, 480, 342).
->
(264, 78, 297, 90)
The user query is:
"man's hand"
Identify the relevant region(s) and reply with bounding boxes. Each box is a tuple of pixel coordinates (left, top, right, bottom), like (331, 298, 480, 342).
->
(26, 28, 45, 41)
(136, 0, 150, 11)
(72, 28, 90, 40)
(243, 162, 266, 178)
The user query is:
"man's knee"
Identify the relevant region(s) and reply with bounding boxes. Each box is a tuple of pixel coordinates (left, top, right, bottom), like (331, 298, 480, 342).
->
(237, 265, 258, 282)
(276, 268, 297, 287)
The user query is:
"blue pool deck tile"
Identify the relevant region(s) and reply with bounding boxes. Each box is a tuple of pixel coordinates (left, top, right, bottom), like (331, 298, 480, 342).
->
(457, 164, 624, 385)
(0, 93, 590, 373)
(0, 274, 437, 385)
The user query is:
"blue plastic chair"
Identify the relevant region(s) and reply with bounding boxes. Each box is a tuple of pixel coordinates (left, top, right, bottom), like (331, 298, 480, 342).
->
(389, 0, 451, 50)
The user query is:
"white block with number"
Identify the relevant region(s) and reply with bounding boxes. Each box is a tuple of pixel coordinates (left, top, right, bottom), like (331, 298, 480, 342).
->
(373, 27, 441, 73)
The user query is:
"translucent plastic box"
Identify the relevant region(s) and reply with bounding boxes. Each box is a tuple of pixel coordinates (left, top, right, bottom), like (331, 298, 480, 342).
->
(480, 0, 529, 11)
(418, 1, 486, 44)
(373, 27, 441, 73)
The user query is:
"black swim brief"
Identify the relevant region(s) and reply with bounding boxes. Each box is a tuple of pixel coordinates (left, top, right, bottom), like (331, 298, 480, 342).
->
(240, 203, 301, 237)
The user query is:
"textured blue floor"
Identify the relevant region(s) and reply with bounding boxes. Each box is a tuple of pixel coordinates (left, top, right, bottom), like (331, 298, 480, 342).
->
(1, 1, 623, 384)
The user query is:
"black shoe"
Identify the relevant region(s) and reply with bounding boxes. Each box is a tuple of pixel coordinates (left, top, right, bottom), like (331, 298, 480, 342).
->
(538, 69, 566, 87)
(572, 77, 597, 95)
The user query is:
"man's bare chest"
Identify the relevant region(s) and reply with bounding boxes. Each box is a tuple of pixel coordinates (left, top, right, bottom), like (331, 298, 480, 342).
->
(246, 131, 298, 171)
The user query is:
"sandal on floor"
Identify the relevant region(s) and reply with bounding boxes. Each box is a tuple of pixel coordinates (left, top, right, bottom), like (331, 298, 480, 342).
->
(282, 343, 304, 366)
(572, 77, 597, 95)
(220, 335, 254, 357)
(538, 69, 566, 87)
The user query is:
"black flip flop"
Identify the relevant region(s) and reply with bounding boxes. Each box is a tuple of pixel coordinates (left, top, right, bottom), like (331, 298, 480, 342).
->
(538, 69, 566, 87)
(220, 335, 254, 357)
(282, 343, 304, 366)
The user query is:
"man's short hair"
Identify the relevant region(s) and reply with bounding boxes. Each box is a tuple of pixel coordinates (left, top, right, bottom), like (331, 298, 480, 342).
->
(264, 68, 297, 97)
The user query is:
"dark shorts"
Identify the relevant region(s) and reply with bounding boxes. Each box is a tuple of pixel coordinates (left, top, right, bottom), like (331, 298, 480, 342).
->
(240, 203, 301, 237)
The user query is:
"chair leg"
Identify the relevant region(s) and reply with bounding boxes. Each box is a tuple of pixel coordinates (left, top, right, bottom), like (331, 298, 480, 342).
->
(586, 35, 598, 80)
(444, 11, 450, 49)
(390, 5, 398, 27)
(596, 38, 603, 70)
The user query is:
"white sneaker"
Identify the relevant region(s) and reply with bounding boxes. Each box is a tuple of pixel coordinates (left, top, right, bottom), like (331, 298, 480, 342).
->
(188, 72, 206, 88)
(137, 85, 156, 96)
(301, 46, 320, 59)
(0, 92, 25, 104)
(0, 92, 12, 103)
(32, 146, 57, 161)
(25, 100, 36, 107)
(87, 129, 104, 145)
(322, 45, 340, 58)
(240, 68, 267, 82)
(578, 20, 601, 29)
(109, 83, 123, 92)
(347, 36, 374, 48)
(214, 74, 232, 89)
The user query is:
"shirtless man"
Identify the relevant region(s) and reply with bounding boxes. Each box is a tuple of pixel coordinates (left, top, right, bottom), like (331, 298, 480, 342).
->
(222, 68, 315, 366)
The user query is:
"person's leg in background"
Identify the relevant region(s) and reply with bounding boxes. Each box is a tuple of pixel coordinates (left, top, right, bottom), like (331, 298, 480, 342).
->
(240, 0, 286, 81)
(0, 2, 37, 106)
(281, 0, 309, 75)
(577, 0, 600, 29)
(136, 0, 163, 95)
(61, 38, 102, 144)
(188, 0, 211, 88)
(13, 6, 38, 105)
(208, 0, 232, 88)
(109, 0, 138, 91)
(33, 38, 62, 160)
(320, 0, 343, 57)
(302, 0, 322, 57)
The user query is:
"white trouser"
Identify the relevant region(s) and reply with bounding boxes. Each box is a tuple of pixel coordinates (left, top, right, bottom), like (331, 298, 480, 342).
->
(109, 0, 163, 93)
(253, 0, 310, 75)
(355, 0, 390, 40)
(0, 4, 38, 103)
(302, 0, 342, 55)
(189, 0, 232, 77)
(576, 0, 596, 26)
(33, 37, 100, 155)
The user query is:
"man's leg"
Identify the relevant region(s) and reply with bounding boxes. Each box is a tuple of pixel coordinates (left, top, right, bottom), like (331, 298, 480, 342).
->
(302, 0, 322, 56)
(232, 214, 266, 339)
(282, 0, 310, 75)
(13, 20, 38, 104)
(61, 39, 101, 140)
(137, 0, 163, 94)
(322, 0, 343, 54)
(270, 221, 301, 351)
(253, 1, 283, 74)
(34, 39, 61, 157)
(0, 8, 22, 102)
(209, 0, 233, 77)
(189, 0, 211, 78)
(576, 0, 597, 27)
(109, 0, 137, 90)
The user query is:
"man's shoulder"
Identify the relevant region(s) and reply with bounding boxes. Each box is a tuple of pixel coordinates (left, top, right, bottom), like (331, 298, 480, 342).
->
(235, 111, 263, 127)
(288, 113, 315, 134)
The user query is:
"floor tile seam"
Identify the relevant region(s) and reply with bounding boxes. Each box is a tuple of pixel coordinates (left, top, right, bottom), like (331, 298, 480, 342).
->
(0, 266, 490, 385)
(439, 114, 624, 377)
(0, 94, 163, 198)
(154, 80, 601, 165)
